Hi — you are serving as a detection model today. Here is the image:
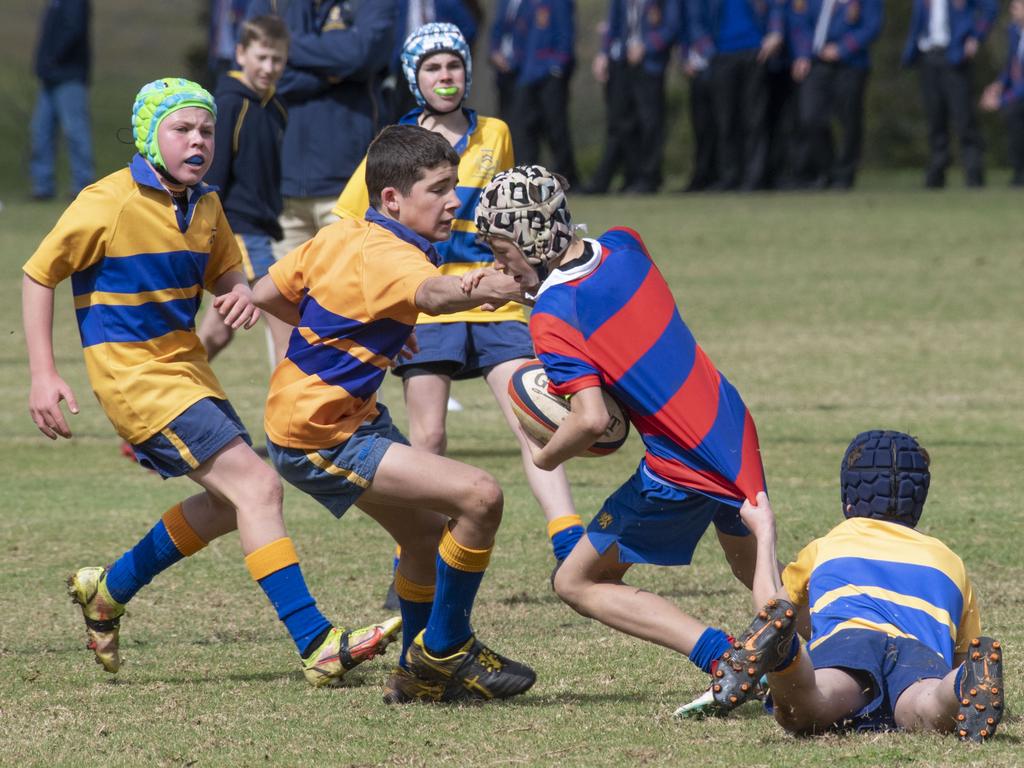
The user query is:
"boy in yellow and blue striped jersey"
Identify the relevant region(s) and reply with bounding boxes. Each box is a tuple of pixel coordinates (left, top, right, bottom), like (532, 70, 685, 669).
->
(682, 430, 1004, 743)
(254, 123, 536, 704)
(334, 24, 582, 582)
(22, 78, 399, 687)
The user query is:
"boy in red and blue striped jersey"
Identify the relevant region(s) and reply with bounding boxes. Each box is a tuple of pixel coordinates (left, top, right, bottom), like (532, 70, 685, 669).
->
(475, 165, 773, 699)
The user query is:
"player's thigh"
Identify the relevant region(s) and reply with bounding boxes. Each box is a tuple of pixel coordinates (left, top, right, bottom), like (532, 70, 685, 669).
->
(360, 442, 500, 517)
(189, 436, 281, 509)
(715, 527, 757, 588)
(556, 534, 631, 593)
(810, 667, 873, 726)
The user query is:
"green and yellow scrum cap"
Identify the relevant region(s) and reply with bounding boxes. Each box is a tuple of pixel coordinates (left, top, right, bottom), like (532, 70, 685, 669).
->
(132, 77, 216, 168)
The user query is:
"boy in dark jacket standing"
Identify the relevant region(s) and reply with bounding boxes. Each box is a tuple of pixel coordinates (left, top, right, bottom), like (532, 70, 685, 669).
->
(29, 0, 95, 200)
(199, 15, 293, 367)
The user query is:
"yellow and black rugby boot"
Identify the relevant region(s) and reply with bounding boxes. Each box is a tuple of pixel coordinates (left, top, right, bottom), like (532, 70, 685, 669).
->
(382, 665, 470, 704)
(710, 598, 797, 713)
(66, 566, 125, 673)
(302, 617, 402, 688)
(406, 630, 536, 701)
(956, 636, 1004, 743)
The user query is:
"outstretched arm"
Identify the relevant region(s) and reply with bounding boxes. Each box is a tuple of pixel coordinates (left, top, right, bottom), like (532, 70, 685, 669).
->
(252, 273, 301, 326)
(211, 270, 260, 330)
(23, 274, 80, 439)
(738, 492, 786, 609)
(415, 271, 523, 315)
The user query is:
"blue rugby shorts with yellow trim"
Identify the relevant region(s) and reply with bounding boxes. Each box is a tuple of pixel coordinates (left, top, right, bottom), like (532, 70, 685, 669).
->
(393, 320, 534, 380)
(586, 460, 750, 565)
(808, 628, 951, 731)
(266, 404, 409, 518)
(130, 397, 251, 478)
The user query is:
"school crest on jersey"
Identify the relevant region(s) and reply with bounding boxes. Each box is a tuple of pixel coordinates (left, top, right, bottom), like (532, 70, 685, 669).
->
(793, 0, 807, 12)
(323, 2, 351, 32)
(647, 4, 661, 26)
(473, 148, 498, 181)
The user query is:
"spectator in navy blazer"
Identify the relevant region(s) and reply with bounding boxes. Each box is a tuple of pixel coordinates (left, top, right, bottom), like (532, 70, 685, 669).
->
(29, 0, 94, 200)
(790, 0, 883, 189)
(902, 0, 998, 187)
(980, 0, 1024, 185)
(588, 0, 681, 194)
(687, 0, 786, 190)
(510, 0, 579, 184)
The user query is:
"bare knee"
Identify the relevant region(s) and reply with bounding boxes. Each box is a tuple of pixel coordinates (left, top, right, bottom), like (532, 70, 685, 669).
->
(410, 423, 447, 455)
(552, 566, 590, 615)
(233, 462, 284, 518)
(455, 470, 503, 533)
(773, 705, 818, 736)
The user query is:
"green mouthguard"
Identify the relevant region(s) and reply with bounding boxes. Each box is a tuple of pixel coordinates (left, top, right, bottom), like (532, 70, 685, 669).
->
(434, 86, 459, 96)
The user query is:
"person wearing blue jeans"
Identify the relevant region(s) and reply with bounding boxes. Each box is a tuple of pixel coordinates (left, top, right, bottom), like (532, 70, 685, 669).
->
(29, 0, 95, 200)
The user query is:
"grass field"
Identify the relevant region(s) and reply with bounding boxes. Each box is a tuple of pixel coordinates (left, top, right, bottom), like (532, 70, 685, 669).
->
(0, 180, 1021, 767)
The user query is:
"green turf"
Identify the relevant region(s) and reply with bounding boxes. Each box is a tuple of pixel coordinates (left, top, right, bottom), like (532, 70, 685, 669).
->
(1, 183, 1021, 767)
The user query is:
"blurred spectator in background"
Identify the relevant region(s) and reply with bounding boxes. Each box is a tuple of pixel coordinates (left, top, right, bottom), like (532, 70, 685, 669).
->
(490, 0, 527, 121)
(511, 0, 580, 185)
(679, 0, 719, 192)
(687, 0, 785, 190)
(789, 0, 883, 190)
(586, 0, 680, 194)
(29, 0, 94, 201)
(246, 0, 396, 259)
(763, 0, 797, 190)
(207, 0, 251, 85)
(980, 0, 1024, 186)
(383, 1, 484, 123)
(902, 0, 998, 188)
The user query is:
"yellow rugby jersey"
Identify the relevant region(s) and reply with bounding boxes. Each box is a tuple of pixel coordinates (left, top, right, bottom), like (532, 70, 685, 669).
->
(23, 155, 242, 444)
(264, 210, 441, 449)
(782, 517, 981, 665)
(332, 109, 525, 325)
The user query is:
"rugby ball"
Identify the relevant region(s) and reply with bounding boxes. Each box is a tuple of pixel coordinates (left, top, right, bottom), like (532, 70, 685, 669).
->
(508, 360, 629, 457)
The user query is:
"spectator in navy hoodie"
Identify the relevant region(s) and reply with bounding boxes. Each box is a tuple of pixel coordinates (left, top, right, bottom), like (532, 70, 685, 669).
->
(199, 15, 293, 367)
(29, 0, 95, 200)
(980, 0, 1024, 186)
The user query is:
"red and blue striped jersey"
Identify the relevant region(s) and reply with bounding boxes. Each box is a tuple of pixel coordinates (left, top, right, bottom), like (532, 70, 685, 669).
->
(530, 227, 765, 504)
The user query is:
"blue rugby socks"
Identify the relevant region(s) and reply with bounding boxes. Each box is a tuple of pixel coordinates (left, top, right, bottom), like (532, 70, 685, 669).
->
(422, 526, 490, 656)
(245, 538, 332, 658)
(689, 626, 733, 674)
(547, 514, 584, 562)
(104, 503, 207, 604)
(394, 570, 434, 668)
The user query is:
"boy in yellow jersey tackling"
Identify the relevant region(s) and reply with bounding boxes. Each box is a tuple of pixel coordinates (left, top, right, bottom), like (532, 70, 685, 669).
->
(334, 24, 583, 589)
(678, 430, 1004, 743)
(254, 123, 536, 704)
(23, 78, 398, 687)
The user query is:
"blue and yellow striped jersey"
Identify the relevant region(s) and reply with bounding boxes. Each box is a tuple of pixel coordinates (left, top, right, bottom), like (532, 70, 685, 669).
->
(264, 210, 440, 449)
(23, 154, 243, 443)
(332, 108, 525, 325)
(782, 517, 981, 665)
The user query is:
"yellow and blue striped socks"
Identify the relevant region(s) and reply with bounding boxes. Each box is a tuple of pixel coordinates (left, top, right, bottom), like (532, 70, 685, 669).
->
(105, 503, 206, 604)
(547, 514, 584, 562)
(422, 527, 491, 656)
(394, 569, 434, 668)
(245, 538, 332, 658)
